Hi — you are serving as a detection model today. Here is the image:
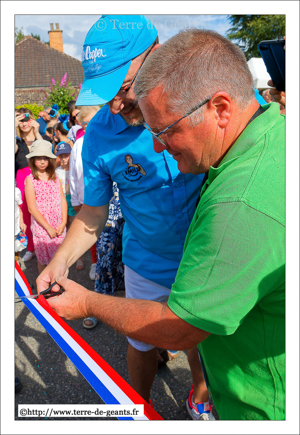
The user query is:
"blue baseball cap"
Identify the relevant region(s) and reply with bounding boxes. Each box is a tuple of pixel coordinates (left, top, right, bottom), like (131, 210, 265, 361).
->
(56, 142, 72, 155)
(76, 15, 158, 106)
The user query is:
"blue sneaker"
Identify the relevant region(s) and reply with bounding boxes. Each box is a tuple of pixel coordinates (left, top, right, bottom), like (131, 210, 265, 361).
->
(186, 386, 215, 420)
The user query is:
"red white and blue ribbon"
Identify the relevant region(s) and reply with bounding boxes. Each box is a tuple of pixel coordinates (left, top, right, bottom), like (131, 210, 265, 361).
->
(15, 262, 163, 421)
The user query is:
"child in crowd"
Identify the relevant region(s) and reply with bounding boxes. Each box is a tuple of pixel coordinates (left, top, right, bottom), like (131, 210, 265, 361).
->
(24, 140, 67, 274)
(45, 126, 54, 143)
(53, 122, 74, 167)
(55, 142, 76, 229)
(15, 187, 27, 266)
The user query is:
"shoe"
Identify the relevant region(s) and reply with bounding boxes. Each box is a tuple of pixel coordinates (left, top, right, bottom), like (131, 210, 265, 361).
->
(89, 263, 97, 280)
(15, 376, 22, 394)
(23, 251, 35, 262)
(186, 386, 215, 420)
(83, 317, 98, 329)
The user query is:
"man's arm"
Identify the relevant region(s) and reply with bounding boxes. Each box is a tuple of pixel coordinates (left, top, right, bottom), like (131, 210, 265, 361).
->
(48, 276, 211, 350)
(36, 203, 109, 292)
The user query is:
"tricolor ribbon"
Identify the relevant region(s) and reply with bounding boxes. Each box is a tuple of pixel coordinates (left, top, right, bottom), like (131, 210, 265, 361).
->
(15, 261, 163, 421)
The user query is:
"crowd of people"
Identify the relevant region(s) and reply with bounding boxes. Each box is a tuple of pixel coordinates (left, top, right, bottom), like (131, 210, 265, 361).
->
(15, 14, 285, 422)
(15, 102, 125, 314)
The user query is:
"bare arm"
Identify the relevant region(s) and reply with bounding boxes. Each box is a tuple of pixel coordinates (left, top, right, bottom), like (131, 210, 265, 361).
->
(48, 277, 211, 350)
(56, 182, 68, 235)
(15, 113, 23, 153)
(18, 206, 27, 233)
(36, 202, 109, 292)
(30, 119, 43, 140)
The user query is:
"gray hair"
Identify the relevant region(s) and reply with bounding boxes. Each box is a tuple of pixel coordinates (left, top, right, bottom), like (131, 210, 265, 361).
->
(135, 29, 255, 126)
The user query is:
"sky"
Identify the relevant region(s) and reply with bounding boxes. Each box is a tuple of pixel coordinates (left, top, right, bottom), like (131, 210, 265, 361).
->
(15, 14, 232, 61)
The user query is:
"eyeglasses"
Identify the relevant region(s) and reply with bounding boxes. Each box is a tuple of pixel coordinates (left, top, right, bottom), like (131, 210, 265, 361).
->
(143, 98, 211, 147)
(122, 42, 156, 93)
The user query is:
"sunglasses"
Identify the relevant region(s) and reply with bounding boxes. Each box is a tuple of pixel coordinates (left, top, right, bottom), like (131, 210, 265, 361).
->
(72, 112, 80, 121)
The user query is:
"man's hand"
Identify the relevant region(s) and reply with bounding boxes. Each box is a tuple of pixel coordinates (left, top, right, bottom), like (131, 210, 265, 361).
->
(47, 276, 93, 320)
(36, 257, 69, 294)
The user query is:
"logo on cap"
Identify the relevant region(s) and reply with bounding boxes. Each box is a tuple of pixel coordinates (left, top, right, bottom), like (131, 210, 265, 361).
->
(82, 46, 107, 63)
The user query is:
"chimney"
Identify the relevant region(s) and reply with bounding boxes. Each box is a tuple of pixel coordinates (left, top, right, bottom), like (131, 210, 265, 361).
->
(48, 23, 63, 52)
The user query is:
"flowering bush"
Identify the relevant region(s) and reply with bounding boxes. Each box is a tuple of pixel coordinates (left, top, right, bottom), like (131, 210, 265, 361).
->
(40, 73, 82, 114)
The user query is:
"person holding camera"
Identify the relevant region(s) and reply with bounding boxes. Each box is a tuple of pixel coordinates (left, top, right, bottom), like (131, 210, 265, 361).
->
(15, 108, 44, 262)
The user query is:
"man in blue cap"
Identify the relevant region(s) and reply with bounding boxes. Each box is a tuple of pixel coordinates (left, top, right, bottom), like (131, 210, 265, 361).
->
(37, 15, 211, 419)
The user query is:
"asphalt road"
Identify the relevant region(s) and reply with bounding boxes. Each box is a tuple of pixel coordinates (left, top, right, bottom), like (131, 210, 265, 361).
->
(15, 249, 219, 422)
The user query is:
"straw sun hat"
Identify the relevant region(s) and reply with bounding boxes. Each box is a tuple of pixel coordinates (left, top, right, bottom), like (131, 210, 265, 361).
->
(26, 140, 57, 159)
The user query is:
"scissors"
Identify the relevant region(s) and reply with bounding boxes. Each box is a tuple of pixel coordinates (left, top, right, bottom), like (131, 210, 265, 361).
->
(15, 281, 64, 302)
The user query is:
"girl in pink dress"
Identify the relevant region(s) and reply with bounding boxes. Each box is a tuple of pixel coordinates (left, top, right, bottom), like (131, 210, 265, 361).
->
(24, 140, 67, 274)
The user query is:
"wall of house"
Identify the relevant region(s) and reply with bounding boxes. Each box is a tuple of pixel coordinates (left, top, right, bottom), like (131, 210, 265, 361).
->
(15, 88, 47, 106)
(15, 86, 80, 108)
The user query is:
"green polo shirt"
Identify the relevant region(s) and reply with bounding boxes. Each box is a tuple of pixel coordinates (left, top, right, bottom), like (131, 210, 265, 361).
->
(168, 103, 285, 420)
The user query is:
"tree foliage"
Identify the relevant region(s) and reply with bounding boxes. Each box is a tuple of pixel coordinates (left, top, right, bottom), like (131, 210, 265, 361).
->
(226, 15, 285, 60)
(30, 32, 50, 45)
(31, 33, 41, 41)
(15, 27, 25, 43)
(15, 103, 45, 119)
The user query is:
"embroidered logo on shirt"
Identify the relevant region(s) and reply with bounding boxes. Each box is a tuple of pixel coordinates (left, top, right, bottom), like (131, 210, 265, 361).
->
(122, 154, 146, 182)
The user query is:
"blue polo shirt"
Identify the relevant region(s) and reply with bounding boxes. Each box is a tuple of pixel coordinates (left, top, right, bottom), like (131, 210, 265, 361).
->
(36, 117, 47, 135)
(82, 105, 204, 288)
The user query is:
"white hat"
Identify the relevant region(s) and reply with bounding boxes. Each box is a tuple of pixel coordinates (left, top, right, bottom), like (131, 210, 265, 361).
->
(26, 140, 57, 159)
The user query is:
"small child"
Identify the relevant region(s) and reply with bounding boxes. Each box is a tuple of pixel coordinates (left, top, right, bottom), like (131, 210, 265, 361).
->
(24, 140, 67, 274)
(15, 187, 27, 265)
(55, 142, 76, 229)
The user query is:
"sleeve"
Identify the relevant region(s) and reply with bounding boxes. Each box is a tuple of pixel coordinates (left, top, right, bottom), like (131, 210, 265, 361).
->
(81, 124, 113, 207)
(15, 187, 22, 205)
(67, 126, 75, 143)
(168, 201, 285, 335)
(69, 141, 81, 206)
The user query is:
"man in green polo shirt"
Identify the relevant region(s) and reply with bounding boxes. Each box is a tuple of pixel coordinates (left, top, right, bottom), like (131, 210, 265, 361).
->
(47, 29, 285, 420)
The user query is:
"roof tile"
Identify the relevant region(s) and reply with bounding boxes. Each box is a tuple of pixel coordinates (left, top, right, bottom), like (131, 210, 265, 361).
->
(15, 35, 84, 88)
